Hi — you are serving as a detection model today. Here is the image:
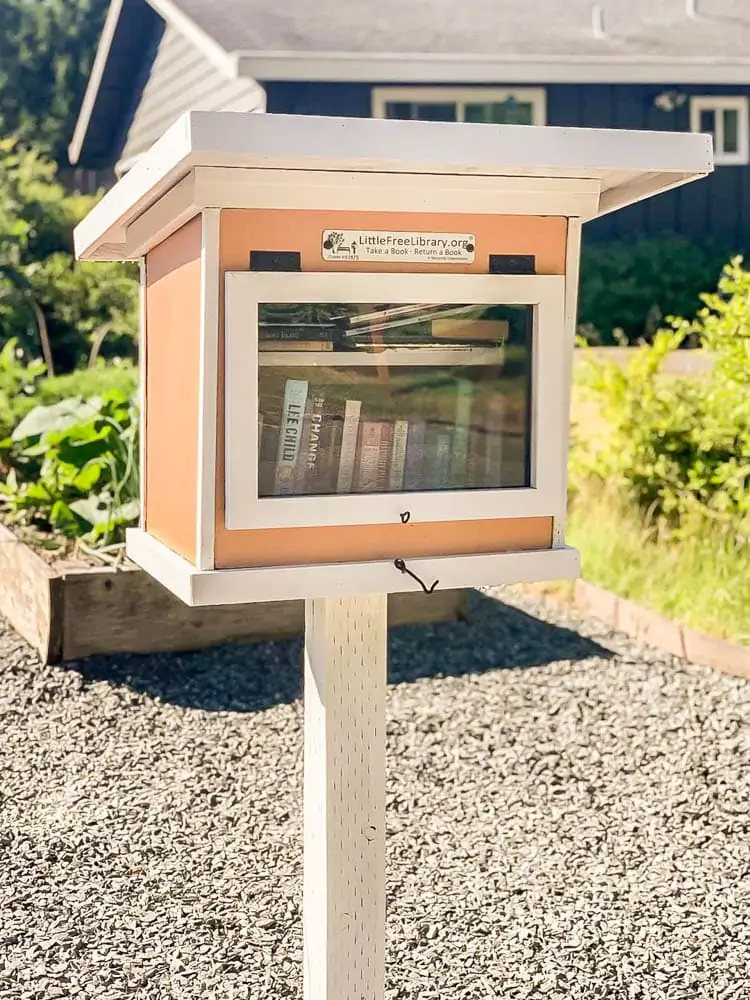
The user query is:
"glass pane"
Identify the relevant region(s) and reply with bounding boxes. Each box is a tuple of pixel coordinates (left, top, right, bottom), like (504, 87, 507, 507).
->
(414, 103, 457, 122)
(699, 109, 715, 135)
(465, 100, 534, 125)
(384, 102, 413, 120)
(723, 108, 739, 153)
(257, 303, 532, 496)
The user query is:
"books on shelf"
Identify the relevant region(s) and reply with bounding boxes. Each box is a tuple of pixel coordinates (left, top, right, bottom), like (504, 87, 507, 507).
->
(273, 379, 308, 495)
(258, 374, 510, 497)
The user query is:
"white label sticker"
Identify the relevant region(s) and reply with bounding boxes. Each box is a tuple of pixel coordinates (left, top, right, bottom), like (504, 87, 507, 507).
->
(322, 229, 475, 264)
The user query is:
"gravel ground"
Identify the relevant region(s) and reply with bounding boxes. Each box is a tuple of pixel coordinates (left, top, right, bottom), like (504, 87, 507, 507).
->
(1, 587, 749, 1000)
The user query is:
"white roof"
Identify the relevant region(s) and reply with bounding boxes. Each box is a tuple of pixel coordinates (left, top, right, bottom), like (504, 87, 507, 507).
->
(74, 111, 712, 261)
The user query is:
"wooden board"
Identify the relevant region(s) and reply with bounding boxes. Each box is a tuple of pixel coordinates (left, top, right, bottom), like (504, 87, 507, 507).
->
(0, 523, 63, 662)
(0, 528, 468, 663)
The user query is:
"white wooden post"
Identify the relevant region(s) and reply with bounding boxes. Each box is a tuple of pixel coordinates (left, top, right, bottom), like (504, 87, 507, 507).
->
(303, 593, 388, 1000)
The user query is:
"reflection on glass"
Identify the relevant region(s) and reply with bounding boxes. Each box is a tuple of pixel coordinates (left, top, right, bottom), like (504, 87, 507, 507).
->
(723, 109, 739, 153)
(257, 303, 532, 497)
(465, 101, 534, 125)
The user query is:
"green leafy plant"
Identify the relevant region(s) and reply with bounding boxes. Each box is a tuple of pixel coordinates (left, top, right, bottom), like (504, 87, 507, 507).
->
(578, 236, 732, 345)
(572, 256, 750, 544)
(0, 388, 139, 546)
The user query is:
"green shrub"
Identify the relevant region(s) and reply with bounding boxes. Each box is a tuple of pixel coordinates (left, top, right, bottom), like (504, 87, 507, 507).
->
(0, 338, 137, 440)
(578, 236, 731, 345)
(0, 140, 138, 371)
(0, 388, 139, 547)
(572, 256, 750, 542)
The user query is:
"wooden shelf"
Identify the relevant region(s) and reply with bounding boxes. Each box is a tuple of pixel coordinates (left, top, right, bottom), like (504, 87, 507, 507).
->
(258, 347, 505, 367)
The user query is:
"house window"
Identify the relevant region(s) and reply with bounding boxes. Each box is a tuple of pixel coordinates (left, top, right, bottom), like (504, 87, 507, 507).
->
(371, 88, 546, 127)
(689, 96, 749, 165)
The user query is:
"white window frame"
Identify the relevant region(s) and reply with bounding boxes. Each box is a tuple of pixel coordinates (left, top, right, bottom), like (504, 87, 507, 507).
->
(371, 87, 547, 126)
(689, 95, 749, 165)
(224, 270, 566, 531)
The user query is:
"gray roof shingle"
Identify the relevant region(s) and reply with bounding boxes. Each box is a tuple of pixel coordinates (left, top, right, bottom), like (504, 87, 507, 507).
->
(171, 0, 750, 61)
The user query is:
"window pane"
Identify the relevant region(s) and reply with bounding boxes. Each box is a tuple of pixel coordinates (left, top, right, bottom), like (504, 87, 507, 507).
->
(414, 103, 457, 122)
(699, 109, 715, 135)
(465, 100, 534, 125)
(723, 109, 739, 153)
(257, 303, 532, 495)
(384, 101, 413, 120)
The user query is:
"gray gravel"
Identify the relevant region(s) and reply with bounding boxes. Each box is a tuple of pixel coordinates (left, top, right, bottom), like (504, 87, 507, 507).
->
(1, 587, 748, 1000)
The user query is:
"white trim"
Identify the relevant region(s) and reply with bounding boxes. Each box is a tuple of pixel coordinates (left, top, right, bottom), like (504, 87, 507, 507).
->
(690, 95, 749, 166)
(236, 51, 750, 85)
(371, 87, 547, 126)
(138, 258, 147, 530)
(192, 167, 600, 219)
(147, 0, 238, 77)
(553, 218, 582, 548)
(73, 112, 712, 262)
(68, 0, 125, 165)
(196, 209, 221, 570)
(224, 271, 568, 531)
(126, 527, 580, 605)
(116, 168, 601, 261)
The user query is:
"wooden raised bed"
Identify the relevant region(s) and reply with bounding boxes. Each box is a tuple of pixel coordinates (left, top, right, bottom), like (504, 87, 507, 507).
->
(0, 524, 468, 663)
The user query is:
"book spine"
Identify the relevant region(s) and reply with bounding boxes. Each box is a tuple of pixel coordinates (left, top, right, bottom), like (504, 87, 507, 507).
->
(483, 395, 506, 489)
(258, 417, 279, 497)
(355, 421, 385, 492)
(451, 379, 474, 487)
(375, 423, 393, 491)
(435, 431, 453, 489)
(336, 399, 362, 493)
(388, 420, 409, 491)
(422, 424, 441, 489)
(273, 379, 309, 495)
(403, 419, 426, 491)
(298, 390, 327, 490)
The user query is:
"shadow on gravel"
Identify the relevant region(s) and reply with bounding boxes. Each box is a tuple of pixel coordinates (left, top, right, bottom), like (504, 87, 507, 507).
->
(69, 590, 612, 713)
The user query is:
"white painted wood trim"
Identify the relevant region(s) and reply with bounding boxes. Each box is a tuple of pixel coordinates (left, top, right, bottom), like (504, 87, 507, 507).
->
(303, 594, 386, 1000)
(196, 209, 221, 570)
(225, 271, 567, 530)
(68, 0, 125, 165)
(193, 166, 600, 219)
(73, 111, 712, 262)
(126, 527, 580, 606)
(236, 52, 750, 86)
(689, 95, 749, 165)
(258, 347, 506, 368)
(148, 0, 239, 76)
(371, 86, 547, 125)
(553, 218, 583, 548)
(138, 259, 147, 530)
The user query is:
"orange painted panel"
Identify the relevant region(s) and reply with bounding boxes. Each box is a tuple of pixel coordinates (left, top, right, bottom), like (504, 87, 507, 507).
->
(220, 208, 567, 275)
(214, 516, 553, 570)
(144, 215, 202, 563)
(215, 208, 563, 570)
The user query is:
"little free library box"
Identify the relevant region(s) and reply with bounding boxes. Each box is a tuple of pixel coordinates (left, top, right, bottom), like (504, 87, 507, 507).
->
(74, 112, 711, 606)
(76, 112, 710, 1000)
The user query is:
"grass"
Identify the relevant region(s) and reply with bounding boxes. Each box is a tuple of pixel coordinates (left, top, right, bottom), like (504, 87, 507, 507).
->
(565, 487, 750, 646)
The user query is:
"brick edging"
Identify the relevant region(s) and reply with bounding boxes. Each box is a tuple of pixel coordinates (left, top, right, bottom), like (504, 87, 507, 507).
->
(571, 580, 750, 681)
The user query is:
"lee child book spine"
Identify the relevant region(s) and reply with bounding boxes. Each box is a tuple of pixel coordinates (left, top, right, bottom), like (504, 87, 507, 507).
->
(273, 379, 309, 495)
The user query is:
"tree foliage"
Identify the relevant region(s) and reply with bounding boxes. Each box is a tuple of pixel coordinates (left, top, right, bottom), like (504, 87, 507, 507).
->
(0, 0, 107, 164)
(0, 139, 138, 372)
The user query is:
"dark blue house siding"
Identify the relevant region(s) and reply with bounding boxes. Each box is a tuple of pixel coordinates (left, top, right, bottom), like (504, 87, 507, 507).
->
(264, 81, 750, 251)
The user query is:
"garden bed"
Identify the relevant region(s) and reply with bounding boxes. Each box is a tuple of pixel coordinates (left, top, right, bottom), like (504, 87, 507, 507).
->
(0, 522, 468, 663)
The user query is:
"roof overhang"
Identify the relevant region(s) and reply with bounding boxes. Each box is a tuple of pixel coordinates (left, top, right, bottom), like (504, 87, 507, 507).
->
(74, 111, 713, 262)
(237, 51, 750, 85)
